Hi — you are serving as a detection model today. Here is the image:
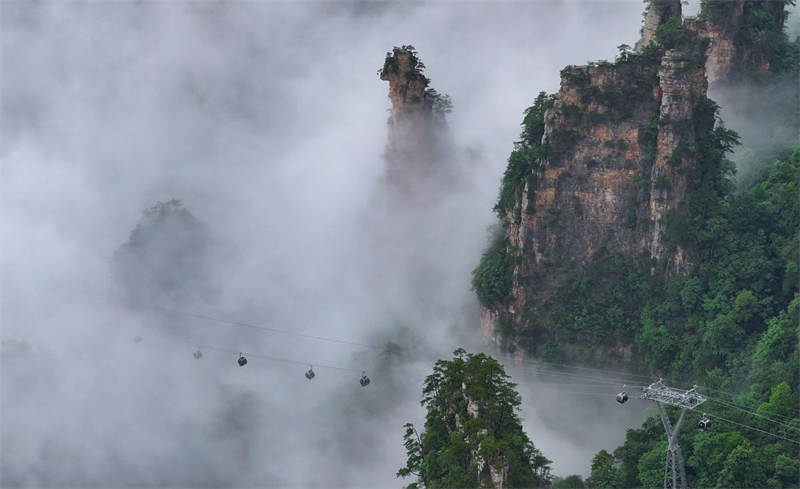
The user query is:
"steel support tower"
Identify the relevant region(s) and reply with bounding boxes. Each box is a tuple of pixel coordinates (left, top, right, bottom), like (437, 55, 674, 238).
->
(639, 380, 707, 489)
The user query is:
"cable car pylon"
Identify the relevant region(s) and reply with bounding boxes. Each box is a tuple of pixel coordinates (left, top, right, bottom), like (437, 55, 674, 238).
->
(638, 379, 707, 489)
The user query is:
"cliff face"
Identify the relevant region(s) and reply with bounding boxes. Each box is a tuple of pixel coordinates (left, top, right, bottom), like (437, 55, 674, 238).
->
(648, 49, 709, 268)
(515, 49, 704, 286)
(478, 0, 791, 363)
(683, 2, 745, 84)
(636, 0, 683, 52)
(510, 61, 661, 302)
(638, 0, 789, 84)
(481, 14, 715, 361)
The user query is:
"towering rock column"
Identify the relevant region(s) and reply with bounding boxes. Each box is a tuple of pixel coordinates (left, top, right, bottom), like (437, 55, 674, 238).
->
(648, 48, 709, 273)
(683, 0, 788, 85)
(683, 1, 745, 84)
(378, 46, 451, 200)
(635, 0, 683, 52)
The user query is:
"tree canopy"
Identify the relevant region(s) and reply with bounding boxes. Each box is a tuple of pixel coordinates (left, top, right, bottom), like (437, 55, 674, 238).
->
(398, 349, 552, 489)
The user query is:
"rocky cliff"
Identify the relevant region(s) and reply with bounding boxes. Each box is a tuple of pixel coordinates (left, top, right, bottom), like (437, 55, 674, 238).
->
(638, 0, 790, 84)
(635, 0, 683, 52)
(475, 5, 737, 362)
(476, 0, 792, 363)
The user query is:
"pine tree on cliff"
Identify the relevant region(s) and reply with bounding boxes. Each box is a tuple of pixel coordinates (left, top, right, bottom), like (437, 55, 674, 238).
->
(398, 349, 552, 489)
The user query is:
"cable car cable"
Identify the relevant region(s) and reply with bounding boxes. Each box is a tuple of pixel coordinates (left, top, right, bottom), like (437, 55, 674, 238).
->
(506, 363, 650, 387)
(143, 305, 385, 350)
(144, 306, 666, 384)
(704, 397, 800, 431)
(139, 308, 796, 423)
(533, 390, 619, 397)
(141, 304, 794, 418)
(500, 354, 661, 382)
(143, 305, 698, 390)
(700, 390, 797, 421)
(702, 411, 800, 445)
(153, 334, 366, 373)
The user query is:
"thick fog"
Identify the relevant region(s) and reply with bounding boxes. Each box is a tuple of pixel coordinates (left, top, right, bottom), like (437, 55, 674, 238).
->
(704, 2, 799, 186)
(3, 2, 653, 487)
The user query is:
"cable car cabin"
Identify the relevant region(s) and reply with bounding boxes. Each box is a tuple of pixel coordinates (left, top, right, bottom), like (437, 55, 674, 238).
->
(194, 350, 203, 359)
(359, 373, 370, 387)
(305, 368, 315, 380)
(133, 336, 142, 344)
(238, 353, 247, 367)
(699, 419, 711, 431)
(616, 392, 628, 404)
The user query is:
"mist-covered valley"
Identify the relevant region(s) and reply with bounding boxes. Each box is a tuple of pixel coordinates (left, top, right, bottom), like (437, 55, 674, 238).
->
(3, 1, 798, 488)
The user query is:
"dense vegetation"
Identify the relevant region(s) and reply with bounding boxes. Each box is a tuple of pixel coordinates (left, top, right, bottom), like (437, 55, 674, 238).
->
(578, 9, 800, 484)
(377, 45, 429, 82)
(580, 150, 800, 488)
(398, 350, 552, 489)
(471, 225, 515, 308)
(587, 382, 799, 488)
(493, 91, 556, 219)
(471, 92, 557, 309)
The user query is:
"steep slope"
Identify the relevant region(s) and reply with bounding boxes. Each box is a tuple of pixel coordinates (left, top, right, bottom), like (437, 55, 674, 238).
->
(474, 0, 791, 364)
(639, 0, 792, 84)
(476, 19, 711, 361)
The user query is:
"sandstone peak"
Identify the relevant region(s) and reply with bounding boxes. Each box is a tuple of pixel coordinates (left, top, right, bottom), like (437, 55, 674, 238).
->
(378, 45, 430, 117)
(377, 46, 454, 199)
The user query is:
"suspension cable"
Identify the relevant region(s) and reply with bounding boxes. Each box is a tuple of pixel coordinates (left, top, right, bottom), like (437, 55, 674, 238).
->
(500, 354, 660, 382)
(703, 411, 800, 445)
(144, 305, 385, 350)
(506, 363, 650, 387)
(705, 396, 800, 431)
(140, 305, 797, 429)
(153, 334, 366, 373)
(699, 388, 798, 421)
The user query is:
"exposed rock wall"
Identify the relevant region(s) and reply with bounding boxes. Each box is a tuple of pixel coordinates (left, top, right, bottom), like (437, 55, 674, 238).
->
(638, 0, 788, 84)
(505, 61, 664, 301)
(485, 26, 712, 357)
(480, 0, 791, 363)
(636, 0, 683, 52)
(459, 388, 509, 489)
(648, 49, 708, 269)
(683, 4, 744, 84)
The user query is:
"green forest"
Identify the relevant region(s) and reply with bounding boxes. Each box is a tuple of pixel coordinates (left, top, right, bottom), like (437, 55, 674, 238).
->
(583, 147, 800, 489)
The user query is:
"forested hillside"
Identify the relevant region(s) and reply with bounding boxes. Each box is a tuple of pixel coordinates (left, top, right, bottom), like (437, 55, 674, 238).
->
(585, 148, 800, 488)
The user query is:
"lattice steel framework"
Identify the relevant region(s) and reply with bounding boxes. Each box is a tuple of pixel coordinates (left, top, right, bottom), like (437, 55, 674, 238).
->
(639, 380, 707, 489)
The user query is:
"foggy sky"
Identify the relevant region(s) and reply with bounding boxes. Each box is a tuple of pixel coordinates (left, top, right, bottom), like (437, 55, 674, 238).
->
(0, 1, 705, 487)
